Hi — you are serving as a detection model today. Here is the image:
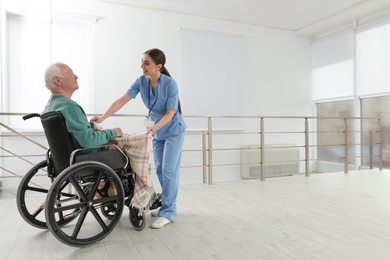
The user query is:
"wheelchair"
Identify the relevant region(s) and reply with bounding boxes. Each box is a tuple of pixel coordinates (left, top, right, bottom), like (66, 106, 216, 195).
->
(16, 111, 161, 247)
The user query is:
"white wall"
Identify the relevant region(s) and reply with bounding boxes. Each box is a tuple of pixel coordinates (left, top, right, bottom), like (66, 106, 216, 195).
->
(49, 0, 312, 119)
(1, 0, 313, 190)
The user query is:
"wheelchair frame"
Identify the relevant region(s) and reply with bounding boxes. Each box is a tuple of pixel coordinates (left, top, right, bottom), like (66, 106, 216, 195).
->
(16, 111, 161, 247)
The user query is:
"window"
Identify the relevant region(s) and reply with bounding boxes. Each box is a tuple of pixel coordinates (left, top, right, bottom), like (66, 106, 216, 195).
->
(311, 21, 390, 170)
(5, 13, 93, 129)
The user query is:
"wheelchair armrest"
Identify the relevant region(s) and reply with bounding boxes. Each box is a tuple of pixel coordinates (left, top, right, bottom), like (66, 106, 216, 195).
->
(69, 140, 129, 170)
(70, 139, 118, 157)
(23, 113, 41, 121)
(106, 140, 118, 145)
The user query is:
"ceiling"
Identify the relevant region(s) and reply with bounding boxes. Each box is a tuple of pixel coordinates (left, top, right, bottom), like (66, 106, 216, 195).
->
(98, 0, 390, 39)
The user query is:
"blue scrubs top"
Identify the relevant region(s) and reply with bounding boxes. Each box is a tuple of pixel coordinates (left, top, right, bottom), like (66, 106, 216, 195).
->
(126, 74, 186, 140)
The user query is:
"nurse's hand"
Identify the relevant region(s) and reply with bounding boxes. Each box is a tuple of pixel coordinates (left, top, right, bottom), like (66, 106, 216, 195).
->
(90, 116, 104, 124)
(147, 126, 157, 136)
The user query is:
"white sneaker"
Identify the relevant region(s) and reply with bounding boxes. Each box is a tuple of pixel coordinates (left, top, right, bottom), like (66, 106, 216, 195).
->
(150, 210, 159, 217)
(151, 217, 171, 229)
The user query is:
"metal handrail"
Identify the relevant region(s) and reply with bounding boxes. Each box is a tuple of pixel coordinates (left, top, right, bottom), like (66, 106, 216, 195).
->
(0, 112, 385, 194)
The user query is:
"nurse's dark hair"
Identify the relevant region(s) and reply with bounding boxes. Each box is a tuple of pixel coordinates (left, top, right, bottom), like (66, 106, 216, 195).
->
(144, 48, 182, 114)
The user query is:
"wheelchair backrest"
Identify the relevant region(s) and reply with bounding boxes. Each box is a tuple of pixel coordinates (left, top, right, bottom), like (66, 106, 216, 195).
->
(40, 111, 76, 176)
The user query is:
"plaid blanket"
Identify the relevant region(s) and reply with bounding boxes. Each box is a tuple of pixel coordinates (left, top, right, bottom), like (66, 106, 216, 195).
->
(114, 131, 157, 210)
(92, 123, 156, 210)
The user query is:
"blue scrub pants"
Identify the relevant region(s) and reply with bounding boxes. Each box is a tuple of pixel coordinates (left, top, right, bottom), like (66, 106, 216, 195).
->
(153, 132, 185, 222)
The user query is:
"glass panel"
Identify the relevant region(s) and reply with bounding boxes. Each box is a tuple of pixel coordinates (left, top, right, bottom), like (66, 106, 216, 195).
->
(361, 96, 390, 168)
(317, 100, 355, 164)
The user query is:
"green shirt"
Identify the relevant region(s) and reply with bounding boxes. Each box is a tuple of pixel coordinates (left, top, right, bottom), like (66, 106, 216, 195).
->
(43, 95, 117, 149)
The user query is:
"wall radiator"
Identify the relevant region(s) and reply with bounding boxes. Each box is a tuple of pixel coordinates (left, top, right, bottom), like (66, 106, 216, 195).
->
(240, 144, 299, 178)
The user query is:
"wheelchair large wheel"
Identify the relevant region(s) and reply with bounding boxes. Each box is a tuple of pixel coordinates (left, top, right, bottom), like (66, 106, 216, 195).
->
(16, 160, 77, 229)
(45, 161, 124, 247)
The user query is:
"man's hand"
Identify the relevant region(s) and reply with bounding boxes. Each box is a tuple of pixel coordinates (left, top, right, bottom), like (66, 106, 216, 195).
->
(114, 127, 123, 137)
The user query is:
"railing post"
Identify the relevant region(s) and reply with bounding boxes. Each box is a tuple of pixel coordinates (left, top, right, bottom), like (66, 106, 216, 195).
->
(202, 131, 207, 183)
(208, 118, 213, 185)
(369, 130, 373, 169)
(260, 118, 265, 181)
(378, 118, 383, 170)
(344, 118, 349, 173)
(305, 118, 310, 177)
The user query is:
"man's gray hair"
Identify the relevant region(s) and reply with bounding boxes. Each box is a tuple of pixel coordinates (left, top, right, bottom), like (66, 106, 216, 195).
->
(44, 62, 64, 90)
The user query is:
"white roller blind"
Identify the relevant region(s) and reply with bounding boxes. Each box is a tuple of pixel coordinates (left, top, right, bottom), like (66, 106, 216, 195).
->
(311, 31, 355, 100)
(179, 29, 244, 130)
(8, 16, 51, 115)
(356, 21, 390, 96)
(51, 21, 92, 111)
(7, 14, 92, 129)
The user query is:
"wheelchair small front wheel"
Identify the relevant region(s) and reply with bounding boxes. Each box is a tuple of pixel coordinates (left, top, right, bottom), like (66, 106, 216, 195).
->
(129, 206, 146, 231)
(45, 161, 124, 247)
(101, 203, 117, 219)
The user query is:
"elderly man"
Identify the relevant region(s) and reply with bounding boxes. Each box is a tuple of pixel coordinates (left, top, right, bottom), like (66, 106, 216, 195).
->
(43, 62, 122, 149)
(43, 62, 159, 215)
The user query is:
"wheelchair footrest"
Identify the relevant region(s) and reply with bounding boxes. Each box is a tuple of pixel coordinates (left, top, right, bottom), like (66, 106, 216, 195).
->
(150, 193, 162, 210)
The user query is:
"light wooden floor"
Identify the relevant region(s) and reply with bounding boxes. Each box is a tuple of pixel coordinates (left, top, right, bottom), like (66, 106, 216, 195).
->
(1, 170, 390, 260)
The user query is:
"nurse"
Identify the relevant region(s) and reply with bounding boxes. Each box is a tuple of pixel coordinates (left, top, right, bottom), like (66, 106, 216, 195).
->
(90, 48, 186, 229)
